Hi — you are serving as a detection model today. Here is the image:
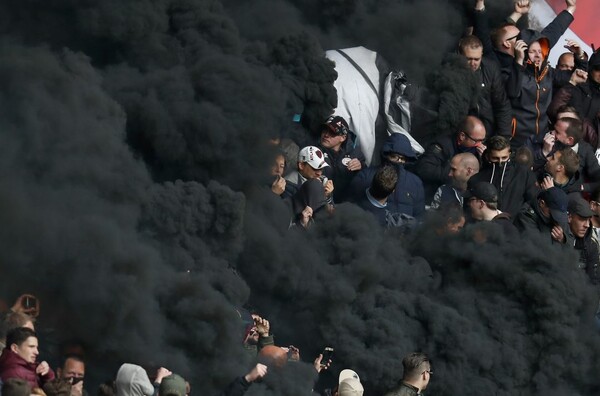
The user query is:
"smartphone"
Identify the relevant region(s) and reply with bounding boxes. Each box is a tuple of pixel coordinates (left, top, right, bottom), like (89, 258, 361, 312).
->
(321, 347, 334, 366)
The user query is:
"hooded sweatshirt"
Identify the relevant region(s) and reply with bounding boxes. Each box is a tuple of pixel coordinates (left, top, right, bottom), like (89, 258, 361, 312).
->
(115, 364, 154, 396)
(350, 134, 425, 217)
(506, 29, 586, 148)
(469, 159, 538, 218)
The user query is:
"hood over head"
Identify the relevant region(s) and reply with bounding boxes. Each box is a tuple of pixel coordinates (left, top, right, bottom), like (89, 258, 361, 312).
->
(518, 29, 551, 66)
(290, 178, 328, 219)
(115, 364, 154, 396)
(381, 133, 417, 160)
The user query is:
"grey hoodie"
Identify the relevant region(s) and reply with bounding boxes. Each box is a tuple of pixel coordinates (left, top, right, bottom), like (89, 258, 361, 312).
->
(116, 364, 154, 396)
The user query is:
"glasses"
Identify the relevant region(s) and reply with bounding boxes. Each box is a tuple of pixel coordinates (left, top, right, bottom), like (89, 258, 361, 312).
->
(462, 131, 485, 144)
(422, 370, 433, 375)
(386, 153, 406, 163)
(506, 33, 519, 42)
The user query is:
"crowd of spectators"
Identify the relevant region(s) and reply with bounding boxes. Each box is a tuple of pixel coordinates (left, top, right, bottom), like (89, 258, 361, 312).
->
(270, 0, 600, 286)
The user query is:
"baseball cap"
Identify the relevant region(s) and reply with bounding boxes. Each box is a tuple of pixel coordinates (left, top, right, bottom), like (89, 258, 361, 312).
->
(323, 116, 350, 136)
(339, 369, 360, 383)
(298, 146, 329, 169)
(159, 374, 187, 396)
(539, 187, 569, 224)
(338, 377, 364, 396)
(464, 182, 498, 203)
(568, 195, 594, 218)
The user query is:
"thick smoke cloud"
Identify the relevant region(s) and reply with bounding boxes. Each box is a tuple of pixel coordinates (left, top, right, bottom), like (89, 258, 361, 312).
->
(1, 0, 600, 395)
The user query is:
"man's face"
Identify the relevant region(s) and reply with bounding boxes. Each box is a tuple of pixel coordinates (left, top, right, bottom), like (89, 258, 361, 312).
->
(448, 157, 469, 187)
(544, 151, 562, 176)
(468, 197, 484, 220)
(553, 121, 571, 146)
(528, 41, 543, 67)
(591, 67, 600, 84)
(298, 162, 323, 179)
(12, 336, 38, 364)
(60, 358, 85, 380)
(422, 365, 432, 390)
(569, 214, 591, 238)
(488, 148, 510, 164)
(462, 47, 483, 71)
(446, 216, 465, 234)
(271, 154, 285, 177)
(502, 25, 520, 54)
(557, 53, 575, 71)
(385, 152, 406, 164)
(320, 129, 346, 152)
(458, 128, 486, 148)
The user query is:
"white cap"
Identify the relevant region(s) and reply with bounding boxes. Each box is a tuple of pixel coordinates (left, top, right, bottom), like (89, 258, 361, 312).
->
(339, 369, 360, 383)
(298, 146, 329, 169)
(338, 377, 364, 396)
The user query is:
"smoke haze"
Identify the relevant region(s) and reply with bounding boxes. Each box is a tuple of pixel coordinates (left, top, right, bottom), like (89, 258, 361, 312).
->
(1, 1, 599, 395)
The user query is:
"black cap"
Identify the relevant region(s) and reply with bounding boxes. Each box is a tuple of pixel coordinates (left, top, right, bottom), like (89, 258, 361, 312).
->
(464, 182, 498, 203)
(539, 187, 569, 224)
(568, 195, 594, 218)
(323, 116, 349, 136)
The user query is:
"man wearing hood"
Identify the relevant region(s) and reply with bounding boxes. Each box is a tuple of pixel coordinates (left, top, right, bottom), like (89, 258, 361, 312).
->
(472, 0, 577, 81)
(549, 49, 600, 145)
(318, 116, 366, 203)
(351, 133, 425, 218)
(514, 186, 573, 245)
(468, 136, 538, 218)
(415, 115, 486, 202)
(507, 30, 587, 148)
(115, 364, 154, 396)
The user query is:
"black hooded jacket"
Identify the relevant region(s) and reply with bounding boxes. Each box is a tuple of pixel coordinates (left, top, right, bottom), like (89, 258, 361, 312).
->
(506, 29, 586, 148)
(469, 159, 538, 218)
(472, 8, 574, 81)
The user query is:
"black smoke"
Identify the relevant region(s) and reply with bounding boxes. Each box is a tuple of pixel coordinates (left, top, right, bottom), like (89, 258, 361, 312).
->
(1, 1, 600, 396)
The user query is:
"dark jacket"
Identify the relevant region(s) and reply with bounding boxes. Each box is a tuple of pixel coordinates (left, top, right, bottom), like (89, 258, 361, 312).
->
(351, 164, 425, 218)
(548, 80, 600, 148)
(320, 131, 366, 203)
(549, 82, 600, 148)
(574, 227, 600, 285)
(0, 349, 55, 389)
(492, 212, 519, 239)
(513, 201, 574, 246)
(473, 58, 512, 137)
(384, 383, 420, 396)
(217, 376, 251, 396)
(414, 134, 477, 201)
(530, 140, 600, 192)
(351, 134, 425, 218)
(469, 160, 538, 218)
(506, 29, 584, 148)
(472, 8, 574, 81)
(355, 188, 389, 227)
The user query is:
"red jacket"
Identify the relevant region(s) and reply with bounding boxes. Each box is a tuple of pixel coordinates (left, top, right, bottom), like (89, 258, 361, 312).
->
(0, 348, 55, 389)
